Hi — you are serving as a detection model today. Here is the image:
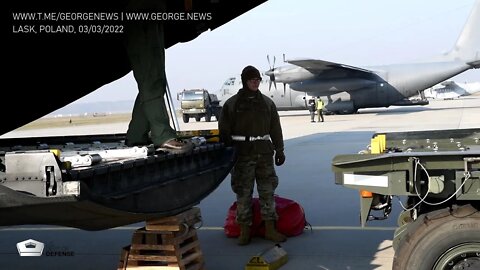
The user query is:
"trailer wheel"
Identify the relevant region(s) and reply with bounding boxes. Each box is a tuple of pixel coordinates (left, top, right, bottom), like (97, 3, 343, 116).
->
(393, 204, 480, 270)
(182, 114, 189, 123)
(195, 116, 201, 122)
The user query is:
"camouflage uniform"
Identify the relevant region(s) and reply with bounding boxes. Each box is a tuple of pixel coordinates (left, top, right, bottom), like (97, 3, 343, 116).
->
(219, 88, 284, 225)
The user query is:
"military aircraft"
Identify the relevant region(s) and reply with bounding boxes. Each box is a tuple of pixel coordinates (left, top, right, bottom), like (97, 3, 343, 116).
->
(261, 0, 480, 114)
(423, 81, 480, 100)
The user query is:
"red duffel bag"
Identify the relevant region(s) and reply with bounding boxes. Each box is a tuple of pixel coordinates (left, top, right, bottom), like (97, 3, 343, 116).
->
(224, 195, 307, 238)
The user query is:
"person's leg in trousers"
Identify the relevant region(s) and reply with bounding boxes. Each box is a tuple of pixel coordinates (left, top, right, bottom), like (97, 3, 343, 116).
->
(125, 11, 176, 145)
(256, 154, 286, 243)
(231, 156, 256, 245)
(126, 94, 150, 146)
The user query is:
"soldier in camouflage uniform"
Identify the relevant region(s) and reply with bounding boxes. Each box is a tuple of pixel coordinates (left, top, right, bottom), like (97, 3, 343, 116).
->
(218, 65, 287, 245)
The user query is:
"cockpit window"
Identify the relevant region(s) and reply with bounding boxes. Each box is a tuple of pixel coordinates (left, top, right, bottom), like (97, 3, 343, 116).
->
(182, 91, 204, 100)
(224, 77, 236, 86)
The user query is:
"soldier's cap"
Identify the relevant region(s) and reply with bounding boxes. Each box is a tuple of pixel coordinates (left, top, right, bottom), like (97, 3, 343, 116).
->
(241, 65, 261, 83)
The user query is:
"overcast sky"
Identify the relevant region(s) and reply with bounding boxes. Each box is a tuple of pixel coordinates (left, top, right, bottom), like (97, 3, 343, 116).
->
(75, 0, 479, 104)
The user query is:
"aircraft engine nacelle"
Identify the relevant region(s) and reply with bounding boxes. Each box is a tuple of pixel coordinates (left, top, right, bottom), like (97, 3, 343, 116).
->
(325, 100, 355, 114)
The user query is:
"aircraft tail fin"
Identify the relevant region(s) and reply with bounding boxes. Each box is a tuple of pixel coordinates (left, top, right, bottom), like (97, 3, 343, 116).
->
(446, 0, 480, 66)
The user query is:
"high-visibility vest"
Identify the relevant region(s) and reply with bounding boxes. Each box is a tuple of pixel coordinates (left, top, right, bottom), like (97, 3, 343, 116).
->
(316, 99, 324, 110)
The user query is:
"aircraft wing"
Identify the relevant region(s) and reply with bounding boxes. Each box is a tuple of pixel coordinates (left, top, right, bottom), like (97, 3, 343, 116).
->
(286, 59, 375, 76)
(467, 60, 480, 68)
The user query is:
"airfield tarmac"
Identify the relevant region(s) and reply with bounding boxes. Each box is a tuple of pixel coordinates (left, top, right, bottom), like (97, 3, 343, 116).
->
(0, 96, 479, 270)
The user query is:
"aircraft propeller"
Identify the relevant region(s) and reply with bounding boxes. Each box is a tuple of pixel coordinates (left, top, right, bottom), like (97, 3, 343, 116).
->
(265, 54, 288, 95)
(266, 55, 277, 91)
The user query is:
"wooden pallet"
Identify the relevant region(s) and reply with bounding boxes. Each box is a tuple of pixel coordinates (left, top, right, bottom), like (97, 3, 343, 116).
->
(118, 207, 205, 270)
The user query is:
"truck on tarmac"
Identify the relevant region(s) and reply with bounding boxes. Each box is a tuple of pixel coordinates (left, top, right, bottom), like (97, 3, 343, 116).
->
(177, 89, 222, 123)
(332, 128, 480, 270)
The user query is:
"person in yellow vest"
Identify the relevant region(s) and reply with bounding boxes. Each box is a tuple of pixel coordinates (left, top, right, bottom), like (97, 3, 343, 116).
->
(315, 97, 325, 122)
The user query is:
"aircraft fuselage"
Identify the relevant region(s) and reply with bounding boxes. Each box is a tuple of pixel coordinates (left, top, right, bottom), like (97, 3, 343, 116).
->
(267, 60, 471, 113)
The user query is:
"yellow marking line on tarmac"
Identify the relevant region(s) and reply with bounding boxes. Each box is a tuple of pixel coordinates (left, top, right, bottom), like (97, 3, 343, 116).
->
(1, 225, 396, 231)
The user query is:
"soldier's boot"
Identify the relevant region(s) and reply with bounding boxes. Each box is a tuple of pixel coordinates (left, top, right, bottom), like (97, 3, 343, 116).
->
(238, 224, 251, 246)
(264, 220, 287, 243)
